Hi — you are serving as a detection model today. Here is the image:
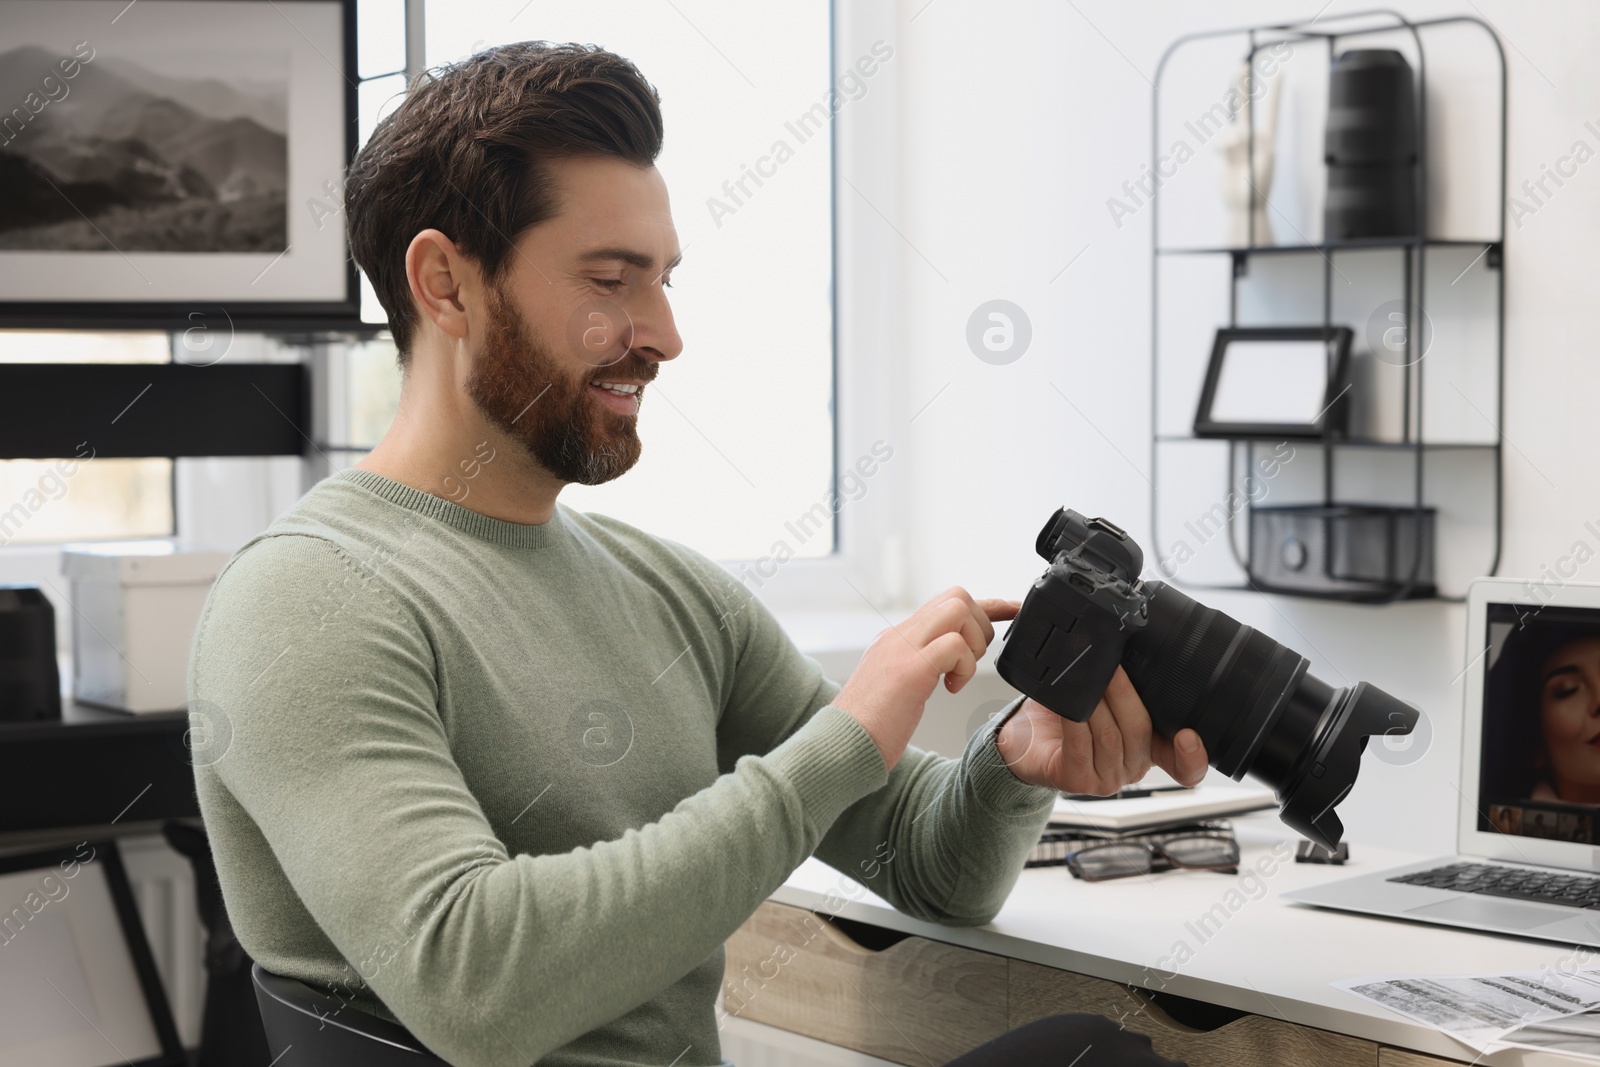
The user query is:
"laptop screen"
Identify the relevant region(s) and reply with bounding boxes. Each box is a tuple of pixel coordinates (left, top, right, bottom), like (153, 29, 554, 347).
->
(1478, 602, 1600, 845)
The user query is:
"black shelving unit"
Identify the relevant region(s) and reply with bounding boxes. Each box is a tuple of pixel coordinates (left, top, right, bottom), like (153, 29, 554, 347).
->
(1150, 10, 1507, 604)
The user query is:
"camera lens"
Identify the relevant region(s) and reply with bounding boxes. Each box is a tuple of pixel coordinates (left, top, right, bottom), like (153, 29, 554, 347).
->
(1000, 508, 1416, 848)
(1121, 581, 1417, 849)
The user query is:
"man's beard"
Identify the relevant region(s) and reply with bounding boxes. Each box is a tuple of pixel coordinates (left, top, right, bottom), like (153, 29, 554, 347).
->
(466, 282, 654, 486)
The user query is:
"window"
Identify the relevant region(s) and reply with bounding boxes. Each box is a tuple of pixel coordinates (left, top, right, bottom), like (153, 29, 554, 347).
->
(424, 2, 836, 561)
(1, 3, 848, 578)
(321, 336, 404, 473)
(0, 333, 173, 546)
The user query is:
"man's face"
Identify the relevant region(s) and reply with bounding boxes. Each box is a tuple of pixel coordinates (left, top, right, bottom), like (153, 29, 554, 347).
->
(466, 155, 682, 486)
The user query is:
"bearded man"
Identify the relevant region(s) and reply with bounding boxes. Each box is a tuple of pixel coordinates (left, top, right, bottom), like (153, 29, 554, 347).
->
(189, 41, 1204, 1067)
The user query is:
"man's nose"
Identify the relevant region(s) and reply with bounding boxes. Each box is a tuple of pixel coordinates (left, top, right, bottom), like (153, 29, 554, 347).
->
(628, 281, 682, 364)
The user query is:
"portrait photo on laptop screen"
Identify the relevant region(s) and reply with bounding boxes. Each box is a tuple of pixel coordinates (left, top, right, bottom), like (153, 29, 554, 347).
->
(1479, 603, 1600, 844)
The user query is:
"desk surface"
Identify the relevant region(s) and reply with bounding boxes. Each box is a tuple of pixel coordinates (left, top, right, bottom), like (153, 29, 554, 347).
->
(0, 699, 194, 833)
(776, 813, 1593, 1067)
(0, 698, 186, 736)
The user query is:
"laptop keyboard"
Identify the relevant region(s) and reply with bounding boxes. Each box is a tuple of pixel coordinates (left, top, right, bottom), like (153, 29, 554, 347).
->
(1389, 861, 1600, 909)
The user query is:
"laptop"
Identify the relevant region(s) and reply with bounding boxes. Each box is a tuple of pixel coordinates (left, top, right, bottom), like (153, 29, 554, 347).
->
(1283, 577, 1600, 947)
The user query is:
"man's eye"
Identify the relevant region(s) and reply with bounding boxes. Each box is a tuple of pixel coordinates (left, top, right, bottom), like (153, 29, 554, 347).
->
(592, 278, 624, 292)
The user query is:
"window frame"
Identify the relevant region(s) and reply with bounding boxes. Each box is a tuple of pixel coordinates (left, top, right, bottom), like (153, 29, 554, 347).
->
(709, 0, 909, 615)
(347, 1, 909, 615)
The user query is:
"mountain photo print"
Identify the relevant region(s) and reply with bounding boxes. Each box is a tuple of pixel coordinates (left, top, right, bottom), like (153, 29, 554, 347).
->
(0, 42, 288, 253)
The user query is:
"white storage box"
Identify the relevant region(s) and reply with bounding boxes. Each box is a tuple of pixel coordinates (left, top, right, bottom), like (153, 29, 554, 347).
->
(61, 541, 233, 714)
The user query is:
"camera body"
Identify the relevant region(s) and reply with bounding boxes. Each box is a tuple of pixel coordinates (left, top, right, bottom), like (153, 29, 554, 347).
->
(997, 511, 1151, 724)
(996, 507, 1419, 848)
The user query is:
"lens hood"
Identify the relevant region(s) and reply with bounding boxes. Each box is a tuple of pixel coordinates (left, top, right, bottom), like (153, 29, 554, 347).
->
(1278, 682, 1419, 849)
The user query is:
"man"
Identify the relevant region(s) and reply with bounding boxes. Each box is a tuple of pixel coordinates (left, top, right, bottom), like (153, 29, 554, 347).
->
(189, 41, 1207, 1067)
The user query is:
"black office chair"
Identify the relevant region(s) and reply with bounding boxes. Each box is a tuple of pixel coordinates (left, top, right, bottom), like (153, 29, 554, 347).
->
(162, 822, 272, 1066)
(251, 963, 449, 1065)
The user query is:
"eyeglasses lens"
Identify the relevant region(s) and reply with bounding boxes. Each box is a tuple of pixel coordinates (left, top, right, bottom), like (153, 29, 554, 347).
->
(1072, 843, 1156, 879)
(1162, 834, 1239, 868)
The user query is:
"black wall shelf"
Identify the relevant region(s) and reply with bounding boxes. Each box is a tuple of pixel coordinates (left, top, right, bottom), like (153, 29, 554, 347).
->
(1157, 237, 1500, 256)
(1150, 10, 1507, 604)
(0, 363, 309, 459)
(1155, 435, 1496, 451)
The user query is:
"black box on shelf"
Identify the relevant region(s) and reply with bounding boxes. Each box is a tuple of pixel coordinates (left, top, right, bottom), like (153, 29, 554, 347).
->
(1248, 504, 1436, 600)
(0, 585, 61, 722)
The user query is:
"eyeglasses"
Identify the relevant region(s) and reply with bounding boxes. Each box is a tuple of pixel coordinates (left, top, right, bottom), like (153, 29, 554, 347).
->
(1066, 830, 1240, 882)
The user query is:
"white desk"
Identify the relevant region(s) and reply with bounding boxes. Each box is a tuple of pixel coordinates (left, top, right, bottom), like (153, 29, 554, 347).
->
(747, 812, 1596, 1067)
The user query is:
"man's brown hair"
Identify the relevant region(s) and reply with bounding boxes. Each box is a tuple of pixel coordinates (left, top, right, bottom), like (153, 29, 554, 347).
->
(345, 42, 664, 362)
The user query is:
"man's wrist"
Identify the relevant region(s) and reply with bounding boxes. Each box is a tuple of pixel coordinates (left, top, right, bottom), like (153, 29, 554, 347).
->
(991, 698, 1031, 783)
(967, 697, 1054, 808)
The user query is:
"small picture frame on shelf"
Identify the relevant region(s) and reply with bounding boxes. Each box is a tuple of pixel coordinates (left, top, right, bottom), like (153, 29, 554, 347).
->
(1193, 326, 1354, 440)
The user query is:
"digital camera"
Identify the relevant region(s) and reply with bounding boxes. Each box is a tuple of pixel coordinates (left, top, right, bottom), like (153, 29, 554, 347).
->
(996, 508, 1419, 849)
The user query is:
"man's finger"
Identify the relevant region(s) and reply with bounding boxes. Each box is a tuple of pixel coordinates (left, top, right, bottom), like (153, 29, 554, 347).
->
(909, 586, 973, 631)
(1173, 728, 1208, 785)
(1068, 700, 1120, 793)
(976, 597, 1022, 652)
(913, 597, 982, 656)
(976, 598, 1020, 620)
(1101, 668, 1154, 784)
(936, 635, 979, 693)
(1153, 728, 1209, 787)
(940, 597, 988, 660)
(1084, 699, 1126, 794)
(1058, 713, 1099, 791)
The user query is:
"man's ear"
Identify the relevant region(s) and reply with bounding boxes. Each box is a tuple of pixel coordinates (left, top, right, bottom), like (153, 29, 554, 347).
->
(405, 229, 475, 341)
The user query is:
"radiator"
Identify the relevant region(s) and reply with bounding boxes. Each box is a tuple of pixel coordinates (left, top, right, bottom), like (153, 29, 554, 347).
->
(119, 833, 206, 1049)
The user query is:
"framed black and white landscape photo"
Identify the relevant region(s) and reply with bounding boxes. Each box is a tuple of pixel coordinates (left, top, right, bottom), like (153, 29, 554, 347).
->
(0, 0, 360, 329)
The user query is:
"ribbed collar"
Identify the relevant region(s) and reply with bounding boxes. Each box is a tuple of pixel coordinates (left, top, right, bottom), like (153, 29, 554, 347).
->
(334, 468, 565, 550)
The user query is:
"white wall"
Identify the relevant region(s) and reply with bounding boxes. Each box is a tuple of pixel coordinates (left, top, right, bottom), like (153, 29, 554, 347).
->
(886, 0, 1600, 854)
(11, 1, 1598, 866)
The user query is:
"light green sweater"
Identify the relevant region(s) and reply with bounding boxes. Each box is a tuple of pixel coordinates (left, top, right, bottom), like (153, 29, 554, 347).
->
(188, 468, 1056, 1067)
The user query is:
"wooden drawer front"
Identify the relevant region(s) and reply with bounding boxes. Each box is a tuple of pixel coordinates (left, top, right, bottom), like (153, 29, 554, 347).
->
(1378, 1050, 1470, 1067)
(1009, 961, 1380, 1067)
(723, 902, 1009, 1066)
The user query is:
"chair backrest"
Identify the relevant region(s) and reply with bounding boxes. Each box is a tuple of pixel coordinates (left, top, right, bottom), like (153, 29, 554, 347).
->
(251, 963, 448, 1066)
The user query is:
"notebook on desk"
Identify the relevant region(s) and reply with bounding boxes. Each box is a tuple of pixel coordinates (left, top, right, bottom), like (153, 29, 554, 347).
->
(1284, 578, 1600, 947)
(1050, 766, 1276, 833)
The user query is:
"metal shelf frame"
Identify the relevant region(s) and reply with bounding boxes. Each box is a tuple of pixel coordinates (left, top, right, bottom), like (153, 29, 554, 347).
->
(1149, 9, 1508, 604)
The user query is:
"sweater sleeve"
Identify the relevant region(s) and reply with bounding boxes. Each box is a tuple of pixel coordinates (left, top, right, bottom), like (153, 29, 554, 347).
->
(700, 560, 1058, 927)
(190, 533, 889, 1067)
(815, 697, 1059, 926)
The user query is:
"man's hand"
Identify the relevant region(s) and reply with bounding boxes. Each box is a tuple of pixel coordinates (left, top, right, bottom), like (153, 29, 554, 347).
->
(833, 588, 1019, 772)
(995, 666, 1208, 793)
